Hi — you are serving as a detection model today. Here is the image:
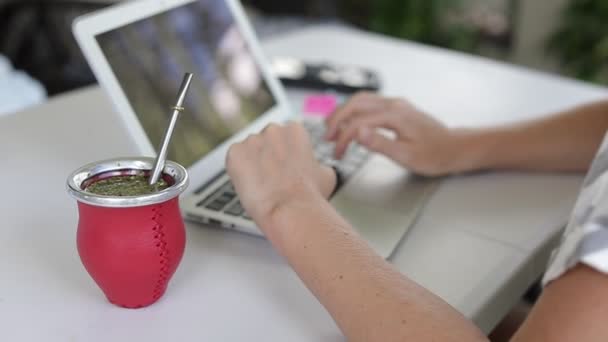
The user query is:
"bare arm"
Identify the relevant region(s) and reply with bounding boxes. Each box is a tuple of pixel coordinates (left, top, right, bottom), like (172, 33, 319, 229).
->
(227, 123, 487, 342)
(511, 264, 608, 341)
(324, 94, 608, 341)
(265, 195, 486, 342)
(453, 100, 608, 173)
(326, 93, 608, 176)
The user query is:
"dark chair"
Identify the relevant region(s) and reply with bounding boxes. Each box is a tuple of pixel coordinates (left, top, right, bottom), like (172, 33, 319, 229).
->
(0, 1, 110, 95)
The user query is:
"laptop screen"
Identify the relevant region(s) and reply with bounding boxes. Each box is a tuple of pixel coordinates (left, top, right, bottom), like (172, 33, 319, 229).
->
(95, 0, 276, 168)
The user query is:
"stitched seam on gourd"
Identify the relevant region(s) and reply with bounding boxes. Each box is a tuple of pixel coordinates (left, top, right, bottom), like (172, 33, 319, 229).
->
(152, 204, 170, 300)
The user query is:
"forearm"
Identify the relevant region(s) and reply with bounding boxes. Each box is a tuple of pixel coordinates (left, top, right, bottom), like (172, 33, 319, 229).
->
(263, 197, 487, 342)
(451, 100, 608, 173)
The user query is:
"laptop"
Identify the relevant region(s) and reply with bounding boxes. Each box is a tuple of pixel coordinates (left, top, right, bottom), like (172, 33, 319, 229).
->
(73, 0, 438, 258)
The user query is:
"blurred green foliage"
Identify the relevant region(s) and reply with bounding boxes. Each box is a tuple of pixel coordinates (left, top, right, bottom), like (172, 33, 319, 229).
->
(548, 0, 608, 84)
(367, 0, 479, 52)
(245, 0, 486, 53)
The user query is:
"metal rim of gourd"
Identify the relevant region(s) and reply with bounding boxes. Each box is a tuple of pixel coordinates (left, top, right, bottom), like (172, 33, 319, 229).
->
(67, 157, 189, 208)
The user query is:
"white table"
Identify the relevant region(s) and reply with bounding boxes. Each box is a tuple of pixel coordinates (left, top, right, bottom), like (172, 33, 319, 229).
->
(2, 26, 607, 341)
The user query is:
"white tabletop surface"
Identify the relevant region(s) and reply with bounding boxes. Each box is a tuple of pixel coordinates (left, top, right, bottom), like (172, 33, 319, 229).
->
(2, 25, 607, 341)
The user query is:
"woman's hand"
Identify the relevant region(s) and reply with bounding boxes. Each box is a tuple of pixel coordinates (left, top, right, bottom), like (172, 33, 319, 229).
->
(226, 122, 336, 233)
(326, 92, 467, 176)
(227, 118, 488, 342)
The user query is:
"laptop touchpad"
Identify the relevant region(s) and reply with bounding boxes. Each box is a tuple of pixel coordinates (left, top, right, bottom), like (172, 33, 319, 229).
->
(334, 155, 437, 210)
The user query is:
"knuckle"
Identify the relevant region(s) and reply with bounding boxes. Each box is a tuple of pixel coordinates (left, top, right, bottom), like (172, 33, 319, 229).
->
(351, 93, 369, 105)
(355, 91, 374, 99)
(365, 135, 378, 149)
(388, 98, 405, 109)
(337, 120, 349, 134)
(291, 121, 305, 133)
(226, 145, 238, 165)
(267, 123, 280, 130)
(351, 93, 365, 102)
(263, 123, 280, 135)
(388, 113, 401, 125)
(347, 123, 360, 138)
(246, 134, 261, 145)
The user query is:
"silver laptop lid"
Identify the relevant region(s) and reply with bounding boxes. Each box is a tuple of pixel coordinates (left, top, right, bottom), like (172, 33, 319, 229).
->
(74, 0, 292, 194)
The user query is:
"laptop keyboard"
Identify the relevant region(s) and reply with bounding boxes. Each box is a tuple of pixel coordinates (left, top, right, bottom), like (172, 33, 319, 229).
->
(196, 120, 370, 220)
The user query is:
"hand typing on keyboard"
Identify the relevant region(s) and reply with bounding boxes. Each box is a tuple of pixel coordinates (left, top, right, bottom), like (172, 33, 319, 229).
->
(225, 122, 337, 231)
(197, 120, 368, 219)
(304, 119, 370, 178)
(324, 92, 463, 177)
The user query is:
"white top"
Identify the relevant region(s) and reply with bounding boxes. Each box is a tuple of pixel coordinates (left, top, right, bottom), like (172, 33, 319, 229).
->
(544, 133, 608, 285)
(0, 54, 46, 116)
(1, 26, 607, 341)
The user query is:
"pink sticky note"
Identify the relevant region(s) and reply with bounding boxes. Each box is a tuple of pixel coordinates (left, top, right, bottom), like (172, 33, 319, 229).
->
(303, 94, 338, 118)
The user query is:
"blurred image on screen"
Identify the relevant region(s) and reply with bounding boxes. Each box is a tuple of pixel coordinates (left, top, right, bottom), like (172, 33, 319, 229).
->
(96, 0, 275, 167)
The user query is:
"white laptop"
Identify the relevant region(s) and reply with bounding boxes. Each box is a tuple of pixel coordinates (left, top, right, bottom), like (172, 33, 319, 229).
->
(73, 0, 438, 258)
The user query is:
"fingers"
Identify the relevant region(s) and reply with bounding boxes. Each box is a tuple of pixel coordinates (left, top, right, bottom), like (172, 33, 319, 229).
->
(227, 133, 260, 171)
(333, 111, 404, 159)
(358, 128, 408, 165)
(259, 122, 295, 144)
(325, 91, 386, 140)
(226, 121, 338, 224)
(263, 121, 306, 138)
(226, 140, 245, 180)
(286, 120, 310, 141)
(228, 122, 312, 167)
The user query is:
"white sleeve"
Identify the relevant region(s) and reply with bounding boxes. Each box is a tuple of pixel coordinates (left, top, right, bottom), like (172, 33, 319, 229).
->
(0, 54, 47, 116)
(543, 135, 608, 286)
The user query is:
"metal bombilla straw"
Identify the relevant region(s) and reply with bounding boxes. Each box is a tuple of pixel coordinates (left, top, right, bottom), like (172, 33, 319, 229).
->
(149, 72, 194, 186)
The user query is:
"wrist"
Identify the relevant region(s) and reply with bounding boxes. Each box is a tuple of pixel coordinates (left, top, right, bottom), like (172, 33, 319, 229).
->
(258, 182, 324, 232)
(259, 187, 331, 251)
(447, 128, 499, 173)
